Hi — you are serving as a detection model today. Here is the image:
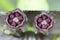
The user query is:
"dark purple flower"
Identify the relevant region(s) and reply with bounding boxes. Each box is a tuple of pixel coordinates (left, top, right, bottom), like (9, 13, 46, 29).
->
(35, 14, 53, 30)
(6, 9, 25, 28)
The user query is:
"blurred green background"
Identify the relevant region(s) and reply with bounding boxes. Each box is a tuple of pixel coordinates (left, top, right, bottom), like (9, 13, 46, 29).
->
(0, 0, 60, 11)
(0, 0, 17, 11)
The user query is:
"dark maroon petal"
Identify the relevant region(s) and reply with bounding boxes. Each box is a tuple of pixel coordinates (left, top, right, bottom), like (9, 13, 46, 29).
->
(11, 22, 17, 27)
(38, 24, 41, 27)
(18, 16, 23, 20)
(46, 17, 51, 23)
(41, 24, 48, 29)
(15, 13, 20, 17)
(37, 18, 42, 23)
(7, 19, 12, 24)
(9, 14, 14, 19)
(14, 12, 22, 17)
(42, 15, 48, 20)
(9, 19, 13, 23)
(19, 20, 23, 23)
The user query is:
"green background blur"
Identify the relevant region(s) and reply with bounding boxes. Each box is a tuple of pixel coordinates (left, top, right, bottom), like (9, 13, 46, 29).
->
(0, 0, 60, 11)
(0, 0, 17, 11)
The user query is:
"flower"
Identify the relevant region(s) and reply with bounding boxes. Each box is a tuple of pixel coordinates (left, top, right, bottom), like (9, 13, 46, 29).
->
(35, 13, 53, 32)
(6, 9, 25, 28)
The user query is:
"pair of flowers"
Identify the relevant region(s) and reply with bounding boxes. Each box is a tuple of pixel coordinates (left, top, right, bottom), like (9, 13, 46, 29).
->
(6, 9, 54, 34)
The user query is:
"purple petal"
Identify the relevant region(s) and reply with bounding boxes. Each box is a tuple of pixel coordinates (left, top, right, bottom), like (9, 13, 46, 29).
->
(18, 16, 23, 20)
(42, 15, 48, 20)
(9, 14, 14, 19)
(37, 18, 42, 23)
(11, 22, 16, 27)
(15, 13, 20, 17)
(41, 24, 48, 29)
(9, 19, 13, 23)
(46, 18, 51, 23)
(38, 24, 41, 27)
